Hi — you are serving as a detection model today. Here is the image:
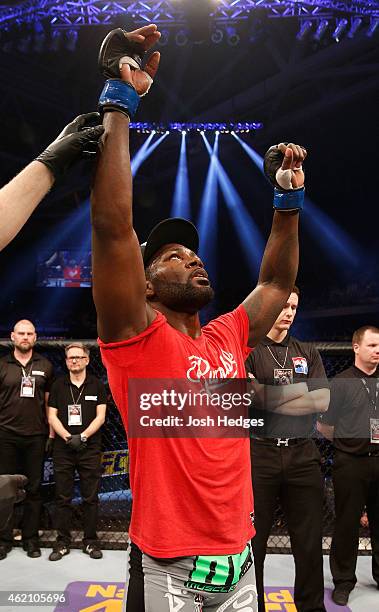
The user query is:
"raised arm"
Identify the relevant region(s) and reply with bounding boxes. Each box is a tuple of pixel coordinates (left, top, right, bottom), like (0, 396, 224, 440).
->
(91, 26, 160, 343)
(0, 113, 103, 252)
(0, 162, 53, 251)
(242, 143, 306, 346)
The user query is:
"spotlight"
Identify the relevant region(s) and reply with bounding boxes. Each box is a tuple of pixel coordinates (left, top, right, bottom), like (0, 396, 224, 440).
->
(175, 29, 189, 47)
(332, 18, 348, 42)
(65, 29, 78, 52)
(366, 17, 379, 38)
(171, 126, 190, 218)
(211, 27, 224, 44)
(313, 19, 329, 42)
(296, 20, 313, 42)
(158, 29, 170, 46)
(347, 17, 363, 39)
(226, 26, 240, 47)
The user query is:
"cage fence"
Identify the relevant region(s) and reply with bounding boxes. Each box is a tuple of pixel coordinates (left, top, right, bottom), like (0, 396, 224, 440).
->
(0, 340, 371, 553)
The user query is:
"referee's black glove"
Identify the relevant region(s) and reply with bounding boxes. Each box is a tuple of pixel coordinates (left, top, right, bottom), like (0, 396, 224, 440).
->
(36, 112, 104, 180)
(66, 434, 87, 451)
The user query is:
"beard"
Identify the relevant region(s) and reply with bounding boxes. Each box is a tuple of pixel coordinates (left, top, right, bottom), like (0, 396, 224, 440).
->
(150, 279, 214, 314)
(15, 342, 33, 353)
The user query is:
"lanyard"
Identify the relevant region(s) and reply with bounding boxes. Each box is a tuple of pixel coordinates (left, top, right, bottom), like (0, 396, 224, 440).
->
(266, 345, 289, 369)
(361, 378, 379, 411)
(69, 383, 85, 405)
(21, 362, 33, 378)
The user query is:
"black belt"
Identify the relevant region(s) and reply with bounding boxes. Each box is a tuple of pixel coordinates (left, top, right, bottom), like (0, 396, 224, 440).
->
(252, 436, 310, 447)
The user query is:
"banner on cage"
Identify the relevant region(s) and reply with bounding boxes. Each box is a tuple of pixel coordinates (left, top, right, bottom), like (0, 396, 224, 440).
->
(101, 450, 129, 476)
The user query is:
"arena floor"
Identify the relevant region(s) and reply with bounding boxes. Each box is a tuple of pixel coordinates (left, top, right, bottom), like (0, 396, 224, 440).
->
(0, 550, 377, 611)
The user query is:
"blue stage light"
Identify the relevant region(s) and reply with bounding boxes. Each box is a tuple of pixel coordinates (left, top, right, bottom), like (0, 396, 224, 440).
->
(314, 19, 329, 42)
(171, 131, 191, 219)
(232, 133, 363, 273)
(296, 20, 313, 42)
(131, 132, 156, 176)
(202, 133, 265, 278)
(0, 1, 377, 30)
(347, 17, 363, 38)
(197, 133, 219, 281)
(133, 132, 168, 174)
(366, 17, 379, 37)
(2, 204, 91, 300)
(332, 18, 348, 42)
(129, 122, 263, 133)
(303, 198, 363, 271)
(231, 132, 264, 173)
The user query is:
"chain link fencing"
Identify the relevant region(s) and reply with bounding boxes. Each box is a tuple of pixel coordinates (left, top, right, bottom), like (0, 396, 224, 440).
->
(1, 340, 371, 553)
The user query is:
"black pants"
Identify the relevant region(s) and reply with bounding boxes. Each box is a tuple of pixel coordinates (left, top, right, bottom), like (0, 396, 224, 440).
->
(330, 450, 379, 590)
(52, 440, 102, 545)
(0, 430, 45, 546)
(251, 439, 325, 612)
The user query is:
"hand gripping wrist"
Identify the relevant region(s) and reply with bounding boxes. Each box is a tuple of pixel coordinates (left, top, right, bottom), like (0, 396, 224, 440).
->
(273, 188, 304, 211)
(98, 79, 140, 119)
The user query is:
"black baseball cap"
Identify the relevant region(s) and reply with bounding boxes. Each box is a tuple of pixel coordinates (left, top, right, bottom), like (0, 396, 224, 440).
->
(141, 218, 199, 267)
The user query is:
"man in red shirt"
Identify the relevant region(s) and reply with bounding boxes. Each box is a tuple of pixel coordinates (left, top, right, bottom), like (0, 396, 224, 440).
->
(92, 24, 306, 611)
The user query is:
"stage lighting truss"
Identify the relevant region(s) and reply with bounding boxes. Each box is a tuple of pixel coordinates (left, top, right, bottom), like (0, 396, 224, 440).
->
(0, 1, 377, 30)
(130, 122, 263, 134)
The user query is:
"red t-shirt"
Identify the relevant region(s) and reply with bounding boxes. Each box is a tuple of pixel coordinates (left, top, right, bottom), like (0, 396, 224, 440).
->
(99, 305, 255, 557)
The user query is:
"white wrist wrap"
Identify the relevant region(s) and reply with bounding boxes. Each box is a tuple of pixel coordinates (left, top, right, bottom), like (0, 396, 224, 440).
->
(118, 56, 153, 97)
(119, 55, 140, 70)
(275, 166, 304, 190)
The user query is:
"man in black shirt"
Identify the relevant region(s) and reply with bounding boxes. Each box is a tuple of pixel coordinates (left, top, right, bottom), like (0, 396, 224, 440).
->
(318, 325, 379, 606)
(246, 287, 330, 612)
(0, 319, 54, 559)
(48, 342, 107, 561)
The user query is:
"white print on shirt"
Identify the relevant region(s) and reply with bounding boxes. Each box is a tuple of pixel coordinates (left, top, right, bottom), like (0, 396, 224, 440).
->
(31, 370, 45, 376)
(164, 575, 186, 612)
(215, 584, 257, 612)
(186, 350, 238, 382)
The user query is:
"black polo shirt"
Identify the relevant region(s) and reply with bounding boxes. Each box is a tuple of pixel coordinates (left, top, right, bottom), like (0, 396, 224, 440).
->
(319, 365, 379, 455)
(246, 334, 328, 438)
(48, 373, 107, 444)
(0, 351, 54, 436)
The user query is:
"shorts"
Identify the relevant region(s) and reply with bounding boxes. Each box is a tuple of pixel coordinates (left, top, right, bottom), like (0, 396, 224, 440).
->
(125, 540, 258, 612)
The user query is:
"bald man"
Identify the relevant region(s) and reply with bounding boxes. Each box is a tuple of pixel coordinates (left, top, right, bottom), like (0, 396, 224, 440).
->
(0, 320, 54, 560)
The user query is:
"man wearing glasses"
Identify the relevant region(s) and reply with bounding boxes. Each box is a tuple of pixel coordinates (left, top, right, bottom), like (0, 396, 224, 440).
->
(47, 343, 107, 560)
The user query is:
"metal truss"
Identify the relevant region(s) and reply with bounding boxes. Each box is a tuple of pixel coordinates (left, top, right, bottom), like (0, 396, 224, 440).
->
(0, 1, 378, 29)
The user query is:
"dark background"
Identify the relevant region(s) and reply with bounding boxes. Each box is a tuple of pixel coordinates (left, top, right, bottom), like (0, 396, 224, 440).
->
(0, 1, 378, 339)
